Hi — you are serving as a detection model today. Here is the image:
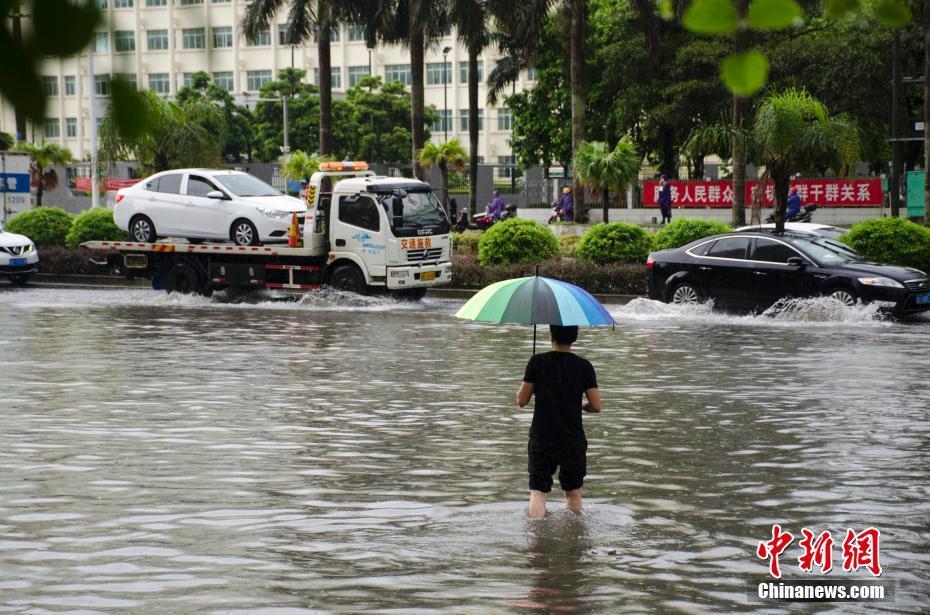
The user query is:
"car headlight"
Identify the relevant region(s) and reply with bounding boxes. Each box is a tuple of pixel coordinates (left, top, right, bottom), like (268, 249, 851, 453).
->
(256, 208, 295, 221)
(858, 277, 903, 288)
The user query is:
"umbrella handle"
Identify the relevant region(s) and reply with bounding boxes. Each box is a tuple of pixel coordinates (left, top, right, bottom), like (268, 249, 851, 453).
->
(533, 324, 536, 355)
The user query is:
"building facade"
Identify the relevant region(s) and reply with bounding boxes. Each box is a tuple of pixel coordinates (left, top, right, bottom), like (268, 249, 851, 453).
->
(0, 0, 535, 167)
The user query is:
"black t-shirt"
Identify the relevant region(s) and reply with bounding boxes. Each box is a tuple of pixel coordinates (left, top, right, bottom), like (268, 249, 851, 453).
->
(523, 351, 598, 444)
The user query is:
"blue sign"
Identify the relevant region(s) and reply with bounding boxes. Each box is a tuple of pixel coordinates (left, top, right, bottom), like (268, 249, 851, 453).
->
(0, 173, 29, 193)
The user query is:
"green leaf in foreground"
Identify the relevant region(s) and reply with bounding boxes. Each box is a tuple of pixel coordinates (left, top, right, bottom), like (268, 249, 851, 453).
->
(722, 51, 769, 96)
(659, 0, 674, 20)
(872, 0, 911, 28)
(747, 0, 802, 30)
(824, 0, 861, 20)
(110, 79, 151, 141)
(683, 0, 738, 35)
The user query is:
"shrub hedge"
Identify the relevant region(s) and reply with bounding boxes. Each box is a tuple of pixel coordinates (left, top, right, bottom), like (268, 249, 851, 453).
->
(65, 208, 127, 247)
(452, 231, 482, 255)
(4, 207, 74, 246)
(37, 246, 106, 275)
(651, 218, 732, 251)
(840, 218, 930, 273)
(576, 222, 652, 264)
(453, 253, 645, 294)
(477, 218, 559, 267)
(559, 234, 582, 257)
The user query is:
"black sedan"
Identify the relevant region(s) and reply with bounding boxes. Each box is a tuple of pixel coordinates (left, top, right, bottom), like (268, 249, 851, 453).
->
(646, 231, 930, 316)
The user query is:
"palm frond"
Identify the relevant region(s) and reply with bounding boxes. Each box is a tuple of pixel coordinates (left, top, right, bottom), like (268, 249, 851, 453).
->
(242, 0, 285, 41)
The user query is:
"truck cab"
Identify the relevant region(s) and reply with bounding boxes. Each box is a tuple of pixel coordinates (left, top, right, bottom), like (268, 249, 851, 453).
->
(303, 162, 453, 296)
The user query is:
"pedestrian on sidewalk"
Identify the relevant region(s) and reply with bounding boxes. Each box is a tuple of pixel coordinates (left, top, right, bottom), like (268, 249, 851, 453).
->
(658, 175, 672, 224)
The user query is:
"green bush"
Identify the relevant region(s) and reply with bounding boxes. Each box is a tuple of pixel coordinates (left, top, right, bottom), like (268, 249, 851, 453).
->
(576, 222, 652, 264)
(559, 234, 582, 257)
(839, 218, 930, 273)
(65, 208, 127, 247)
(452, 253, 645, 294)
(4, 207, 74, 246)
(452, 231, 482, 255)
(477, 218, 559, 267)
(651, 218, 733, 251)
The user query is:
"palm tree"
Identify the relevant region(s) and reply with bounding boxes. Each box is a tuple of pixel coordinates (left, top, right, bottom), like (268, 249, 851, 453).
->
(450, 0, 490, 221)
(243, 0, 359, 156)
(487, 0, 587, 222)
(14, 142, 72, 207)
(573, 138, 640, 223)
(280, 149, 331, 184)
(418, 139, 467, 211)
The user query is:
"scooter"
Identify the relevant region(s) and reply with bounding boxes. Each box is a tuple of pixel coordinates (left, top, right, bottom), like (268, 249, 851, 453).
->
(473, 203, 518, 230)
(766, 203, 818, 224)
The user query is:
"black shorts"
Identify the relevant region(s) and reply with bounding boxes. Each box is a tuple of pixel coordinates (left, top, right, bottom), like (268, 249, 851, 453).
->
(528, 438, 587, 493)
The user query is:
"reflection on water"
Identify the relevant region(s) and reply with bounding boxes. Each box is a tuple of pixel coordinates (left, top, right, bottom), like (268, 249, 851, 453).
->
(0, 288, 928, 613)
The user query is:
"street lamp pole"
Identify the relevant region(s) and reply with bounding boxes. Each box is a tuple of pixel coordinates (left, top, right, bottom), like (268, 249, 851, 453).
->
(442, 46, 452, 143)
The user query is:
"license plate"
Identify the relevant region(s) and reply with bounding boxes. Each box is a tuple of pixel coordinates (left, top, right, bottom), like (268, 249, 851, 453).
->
(420, 271, 436, 281)
(10, 258, 26, 266)
(917, 293, 930, 305)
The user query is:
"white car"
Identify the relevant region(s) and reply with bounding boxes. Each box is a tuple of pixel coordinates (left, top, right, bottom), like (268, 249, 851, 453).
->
(734, 222, 846, 239)
(114, 169, 307, 246)
(0, 222, 39, 286)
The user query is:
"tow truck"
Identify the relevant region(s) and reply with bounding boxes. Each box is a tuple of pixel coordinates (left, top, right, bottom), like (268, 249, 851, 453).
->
(83, 162, 453, 298)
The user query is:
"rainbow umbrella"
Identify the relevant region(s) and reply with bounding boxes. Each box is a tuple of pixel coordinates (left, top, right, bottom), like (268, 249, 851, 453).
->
(455, 273, 616, 353)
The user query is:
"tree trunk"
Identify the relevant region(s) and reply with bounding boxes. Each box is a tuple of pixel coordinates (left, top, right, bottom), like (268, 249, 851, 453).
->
(410, 23, 426, 180)
(924, 0, 930, 223)
(468, 48, 479, 221)
(35, 169, 43, 207)
(318, 2, 332, 156)
(439, 158, 448, 212)
(11, 1, 26, 143)
(569, 0, 586, 223)
(602, 187, 609, 223)
(731, 0, 748, 226)
(773, 168, 789, 233)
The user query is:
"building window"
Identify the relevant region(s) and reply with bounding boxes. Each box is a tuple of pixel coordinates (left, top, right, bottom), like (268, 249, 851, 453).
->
(497, 107, 511, 130)
(384, 64, 411, 86)
(94, 74, 111, 96)
(431, 110, 452, 134)
(116, 73, 137, 89)
(182, 28, 205, 49)
(97, 0, 108, 8)
(426, 62, 452, 86)
(64, 75, 76, 96)
(92, 32, 108, 53)
(246, 70, 272, 91)
(277, 24, 293, 46)
(213, 71, 234, 91)
(181, 73, 196, 88)
(314, 67, 342, 89)
(178, 0, 203, 5)
(146, 0, 167, 6)
(41, 76, 59, 96)
(347, 23, 365, 42)
(148, 73, 170, 94)
(66, 118, 78, 138)
(247, 26, 270, 46)
(212, 26, 232, 48)
(526, 67, 537, 81)
(348, 66, 369, 87)
(147, 29, 168, 50)
(114, 31, 135, 53)
(459, 61, 483, 84)
(211, 0, 231, 3)
(44, 118, 60, 139)
(312, 26, 340, 43)
(114, 0, 133, 7)
(497, 155, 520, 179)
(459, 108, 483, 132)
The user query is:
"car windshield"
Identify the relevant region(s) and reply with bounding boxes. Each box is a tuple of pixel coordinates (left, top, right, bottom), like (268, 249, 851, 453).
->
(215, 174, 280, 197)
(379, 190, 449, 231)
(792, 237, 867, 264)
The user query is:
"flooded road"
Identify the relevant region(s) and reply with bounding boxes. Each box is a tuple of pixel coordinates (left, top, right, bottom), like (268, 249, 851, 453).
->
(0, 288, 928, 613)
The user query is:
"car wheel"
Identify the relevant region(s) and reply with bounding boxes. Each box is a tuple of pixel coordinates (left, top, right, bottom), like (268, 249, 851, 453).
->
(827, 287, 859, 306)
(670, 281, 702, 305)
(230, 219, 260, 246)
(328, 264, 368, 295)
(129, 215, 157, 243)
(8, 274, 29, 286)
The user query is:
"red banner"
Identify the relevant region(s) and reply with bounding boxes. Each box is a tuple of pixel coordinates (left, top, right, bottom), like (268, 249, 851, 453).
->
(73, 177, 140, 193)
(643, 178, 883, 208)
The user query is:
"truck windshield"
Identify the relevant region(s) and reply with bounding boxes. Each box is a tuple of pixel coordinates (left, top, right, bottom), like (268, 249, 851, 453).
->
(380, 190, 450, 236)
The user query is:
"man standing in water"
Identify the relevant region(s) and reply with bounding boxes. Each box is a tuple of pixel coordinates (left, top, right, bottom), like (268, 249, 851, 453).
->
(516, 325, 601, 518)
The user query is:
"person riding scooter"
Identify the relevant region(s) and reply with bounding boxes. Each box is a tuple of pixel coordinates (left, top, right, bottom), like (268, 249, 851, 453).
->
(785, 187, 802, 221)
(487, 190, 505, 221)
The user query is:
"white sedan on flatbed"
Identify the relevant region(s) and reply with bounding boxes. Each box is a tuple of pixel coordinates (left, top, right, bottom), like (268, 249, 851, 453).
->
(114, 169, 306, 246)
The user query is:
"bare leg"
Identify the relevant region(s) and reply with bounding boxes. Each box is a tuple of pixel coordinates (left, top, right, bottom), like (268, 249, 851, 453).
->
(565, 489, 582, 512)
(528, 490, 548, 518)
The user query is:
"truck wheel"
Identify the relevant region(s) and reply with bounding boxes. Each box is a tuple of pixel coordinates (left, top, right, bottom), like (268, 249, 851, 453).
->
(129, 215, 157, 243)
(163, 259, 209, 295)
(231, 219, 260, 246)
(328, 264, 368, 295)
(8, 274, 30, 287)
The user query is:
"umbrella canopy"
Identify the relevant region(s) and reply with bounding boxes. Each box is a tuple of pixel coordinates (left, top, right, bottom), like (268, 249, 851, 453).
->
(455, 275, 616, 326)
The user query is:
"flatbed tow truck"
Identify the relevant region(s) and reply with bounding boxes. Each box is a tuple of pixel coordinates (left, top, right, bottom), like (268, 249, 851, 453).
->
(83, 163, 453, 298)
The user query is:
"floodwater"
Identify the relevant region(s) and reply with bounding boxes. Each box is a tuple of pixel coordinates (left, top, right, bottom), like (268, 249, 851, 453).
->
(0, 287, 928, 614)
